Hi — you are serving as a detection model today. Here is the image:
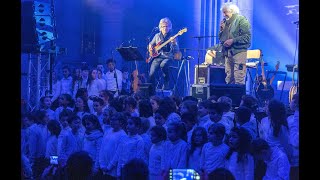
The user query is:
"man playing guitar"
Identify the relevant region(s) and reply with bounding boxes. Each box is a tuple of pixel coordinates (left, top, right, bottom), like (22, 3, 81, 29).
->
(147, 17, 180, 93)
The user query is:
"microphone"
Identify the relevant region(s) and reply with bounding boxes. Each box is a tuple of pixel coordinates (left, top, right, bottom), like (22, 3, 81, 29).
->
(223, 18, 226, 23)
(153, 27, 159, 31)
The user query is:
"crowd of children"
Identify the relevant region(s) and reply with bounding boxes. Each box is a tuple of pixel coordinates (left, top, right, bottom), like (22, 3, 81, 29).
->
(21, 62, 299, 180)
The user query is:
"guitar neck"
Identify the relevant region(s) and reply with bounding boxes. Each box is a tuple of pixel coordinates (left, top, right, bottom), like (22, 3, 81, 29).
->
(156, 33, 180, 51)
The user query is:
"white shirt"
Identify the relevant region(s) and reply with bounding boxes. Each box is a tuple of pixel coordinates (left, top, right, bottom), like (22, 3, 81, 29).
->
(200, 142, 229, 174)
(87, 79, 104, 97)
(263, 147, 290, 180)
(107, 134, 145, 177)
(286, 110, 299, 166)
(104, 69, 123, 92)
(99, 129, 127, 177)
(225, 152, 254, 180)
(149, 141, 165, 179)
(259, 117, 290, 155)
(161, 139, 188, 171)
(60, 76, 73, 95)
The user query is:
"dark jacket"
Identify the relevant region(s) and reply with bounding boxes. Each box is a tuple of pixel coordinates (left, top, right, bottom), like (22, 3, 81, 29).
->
(219, 13, 251, 56)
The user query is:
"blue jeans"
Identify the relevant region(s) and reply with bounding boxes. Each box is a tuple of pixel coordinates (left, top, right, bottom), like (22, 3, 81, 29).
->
(149, 57, 172, 89)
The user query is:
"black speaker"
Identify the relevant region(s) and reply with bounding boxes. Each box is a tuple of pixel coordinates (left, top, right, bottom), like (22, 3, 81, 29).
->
(138, 83, 153, 98)
(21, 1, 39, 53)
(194, 65, 226, 84)
(210, 84, 245, 107)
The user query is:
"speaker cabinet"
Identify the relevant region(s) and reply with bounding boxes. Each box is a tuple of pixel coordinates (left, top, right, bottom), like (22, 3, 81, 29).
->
(190, 84, 210, 102)
(138, 83, 153, 98)
(194, 65, 226, 85)
(210, 84, 246, 107)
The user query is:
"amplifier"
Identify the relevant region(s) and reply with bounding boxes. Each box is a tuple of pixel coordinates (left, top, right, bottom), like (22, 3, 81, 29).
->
(210, 84, 246, 107)
(194, 65, 226, 85)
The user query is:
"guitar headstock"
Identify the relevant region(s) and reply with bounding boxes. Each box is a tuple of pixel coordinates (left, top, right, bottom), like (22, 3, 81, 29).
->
(178, 28, 187, 35)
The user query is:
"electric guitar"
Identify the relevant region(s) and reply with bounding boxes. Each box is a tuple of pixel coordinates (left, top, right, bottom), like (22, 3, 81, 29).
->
(256, 60, 279, 101)
(146, 28, 187, 63)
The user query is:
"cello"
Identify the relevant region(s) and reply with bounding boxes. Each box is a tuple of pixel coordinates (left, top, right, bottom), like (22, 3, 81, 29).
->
(131, 61, 145, 93)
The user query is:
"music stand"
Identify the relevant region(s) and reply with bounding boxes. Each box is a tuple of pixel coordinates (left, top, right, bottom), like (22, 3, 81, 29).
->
(116, 47, 144, 61)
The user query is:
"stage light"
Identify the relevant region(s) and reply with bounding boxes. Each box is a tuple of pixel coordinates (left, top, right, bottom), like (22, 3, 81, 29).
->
(34, 1, 51, 16)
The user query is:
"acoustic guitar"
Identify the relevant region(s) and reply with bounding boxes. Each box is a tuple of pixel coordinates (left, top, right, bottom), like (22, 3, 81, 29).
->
(289, 64, 298, 103)
(256, 60, 279, 101)
(146, 28, 187, 63)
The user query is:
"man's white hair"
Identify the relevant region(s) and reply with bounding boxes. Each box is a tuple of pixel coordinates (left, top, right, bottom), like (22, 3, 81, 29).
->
(158, 17, 172, 30)
(221, 2, 240, 14)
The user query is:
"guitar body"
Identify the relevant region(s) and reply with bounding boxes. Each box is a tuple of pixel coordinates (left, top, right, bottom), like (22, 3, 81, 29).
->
(146, 42, 162, 63)
(146, 28, 188, 63)
(289, 84, 298, 103)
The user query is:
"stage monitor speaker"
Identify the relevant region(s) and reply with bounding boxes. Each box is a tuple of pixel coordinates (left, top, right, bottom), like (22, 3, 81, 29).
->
(210, 84, 245, 107)
(194, 65, 226, 85)
(138, 83, 153, 98)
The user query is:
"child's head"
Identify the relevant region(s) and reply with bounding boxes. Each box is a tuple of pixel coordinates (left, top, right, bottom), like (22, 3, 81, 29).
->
(181, 112, 197, 132)
(67, 114, 82, 132)
(59, 94, 74, 107)
(102, 106, 117, 125)
(251, 138, 271, 161)
(208, 168, 235, 180)
(124, 96, 138, 113)
(191, 127, 208, 147)
(228, 127, 252, 152)
(179, 100, 198, 116)
(82, 114, 103, 133)
(34, 110, 49, 125)
(47, 120, 61, 137)
(217, 96, 233, 112)
(167, 122, 186, 142)
(109, 112, 127, 131)
(240, 94, 258, 112)
(208, 102, 224, 123)
(235, 106, 252, 126)
(197, 100, 214, 118)
(150, 95, 162, 113)
(40, 96, 52, 109)
(126, 117, 142, 135)
(138, 99, 154, 118)
(59, 109, 73, 128)
(208, 123, 226, 146)
(93, 97, 104, 113)
(150, 125, 167, 144)
(154, 109, 167, 126)
(139, 117, 150, 135)
(62, 65, 71, 78)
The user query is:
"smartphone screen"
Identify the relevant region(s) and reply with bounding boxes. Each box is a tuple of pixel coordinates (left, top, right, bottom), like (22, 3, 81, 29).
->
(169, 169, 200, 180)
(50, 156, 58, 165)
